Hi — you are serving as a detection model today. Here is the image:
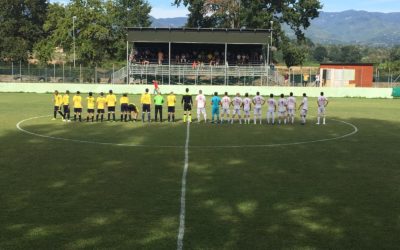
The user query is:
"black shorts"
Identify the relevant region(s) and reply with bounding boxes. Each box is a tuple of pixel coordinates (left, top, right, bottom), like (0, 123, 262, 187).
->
(74, 108, 82, 113)
(97, 109, 105, 113)
(63, 105, 70, 113)
(54, 106, 60, 111)
(128, 105, 137, 113)
(168, 106, 175, 113)
(121, 104, 129, 112)
(142, 104, 151, 112)
(184, 104, 192, 111)
(88, 109, 95, 113)
(108, 106, 115, 112)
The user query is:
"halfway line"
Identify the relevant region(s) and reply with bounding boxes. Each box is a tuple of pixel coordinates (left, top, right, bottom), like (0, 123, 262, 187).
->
(177, 122, 190, 250)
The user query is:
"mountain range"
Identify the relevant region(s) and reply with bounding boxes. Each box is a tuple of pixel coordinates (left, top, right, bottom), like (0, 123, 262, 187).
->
(150, 10, 400, 46)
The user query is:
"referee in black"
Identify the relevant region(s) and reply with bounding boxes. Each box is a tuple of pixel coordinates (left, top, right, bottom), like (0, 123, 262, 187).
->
(181, 88, 193, 123)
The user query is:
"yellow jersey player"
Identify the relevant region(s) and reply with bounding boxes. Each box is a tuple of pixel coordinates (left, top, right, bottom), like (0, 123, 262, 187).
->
(73, 91, 83, 122)
(86, 92, 95, 122)
(96, 92, 106, 122)
(52, 90, 64, 120)
(106, 90, 117, 121)
(128, 103, 138, 122)
(120, 93, 129, 122)
(167, 91, 176, 122)
(62, 90, 71, 122)
(141, 88, 151, 122)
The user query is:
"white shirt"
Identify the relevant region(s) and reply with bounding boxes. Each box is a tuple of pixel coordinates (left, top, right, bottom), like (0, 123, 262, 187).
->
(287, 96, 296, 109)
(301, 97, 308, 110)
(253, 95, 265, 108)
(196, 94, 206, 108)
(232, 97, 243, 109)
(243, 98, 251, 110)
(267, 98, 276, 111)
(221, 96, 231, 109)
(318, 96, 328, 107)
(278, 98, 287, 112)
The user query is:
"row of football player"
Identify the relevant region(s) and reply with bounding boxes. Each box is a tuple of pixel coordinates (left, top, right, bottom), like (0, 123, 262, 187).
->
(52, 89, 329, 125)
(179, 90, 329, 125)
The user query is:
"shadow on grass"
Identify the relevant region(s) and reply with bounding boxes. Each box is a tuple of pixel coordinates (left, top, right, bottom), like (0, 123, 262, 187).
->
(0, 117, 399, 249)
(183, 117, 400, 249)
(0, 123, 188, 249)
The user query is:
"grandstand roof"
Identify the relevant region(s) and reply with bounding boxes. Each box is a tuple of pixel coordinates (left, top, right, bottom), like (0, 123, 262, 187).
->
(127, 27, 270, 45)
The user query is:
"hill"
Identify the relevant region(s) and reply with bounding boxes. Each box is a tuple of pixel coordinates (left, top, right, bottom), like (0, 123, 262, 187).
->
(150, 10, 400, 45)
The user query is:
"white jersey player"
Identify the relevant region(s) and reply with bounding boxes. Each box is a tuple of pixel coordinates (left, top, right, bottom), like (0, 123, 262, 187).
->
(298, 93, 308, 125)
(242, 93, 252, 124)
(252, 92, 265, 124)
(231, 93, 243, 124)
(287, 92, 296, 124)
(317, 92, 329, 125)
(221, 92, 231, 123)
(195, 90, 207, 122)
(266, 94, 277, 124)
(277, 94, 288, 125)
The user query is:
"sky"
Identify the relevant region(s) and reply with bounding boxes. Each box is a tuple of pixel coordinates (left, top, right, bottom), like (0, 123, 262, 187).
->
(51, 0, 400, 18)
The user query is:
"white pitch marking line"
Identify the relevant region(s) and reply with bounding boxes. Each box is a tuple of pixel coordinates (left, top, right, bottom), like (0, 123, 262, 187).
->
(177, 122, 190, 250)
(16, 116, 358, 149)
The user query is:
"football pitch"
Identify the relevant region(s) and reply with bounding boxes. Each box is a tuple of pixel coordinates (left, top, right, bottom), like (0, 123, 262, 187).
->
(0, 92, 399, 249)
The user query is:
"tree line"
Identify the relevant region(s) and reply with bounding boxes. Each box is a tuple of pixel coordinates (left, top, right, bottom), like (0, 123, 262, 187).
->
(0, 0, 151, 66)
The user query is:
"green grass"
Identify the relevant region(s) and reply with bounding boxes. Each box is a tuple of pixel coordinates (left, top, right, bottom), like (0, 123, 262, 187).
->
(0, 93, 399, 249)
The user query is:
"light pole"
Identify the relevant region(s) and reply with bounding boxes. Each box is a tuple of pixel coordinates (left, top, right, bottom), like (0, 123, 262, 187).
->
(73, 16, 77, 68)
(266, 20, 273, 85)
(266, 20, 273, 67)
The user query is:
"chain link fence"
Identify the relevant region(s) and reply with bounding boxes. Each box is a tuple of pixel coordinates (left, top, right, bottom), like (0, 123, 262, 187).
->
(0, 62, 117, 84)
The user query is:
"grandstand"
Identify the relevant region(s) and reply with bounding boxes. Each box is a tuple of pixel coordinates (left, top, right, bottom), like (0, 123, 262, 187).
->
(112, 28, 284, 86)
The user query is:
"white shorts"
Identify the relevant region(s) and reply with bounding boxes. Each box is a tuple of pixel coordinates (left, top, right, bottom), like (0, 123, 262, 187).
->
(254, 107, 262, 115)
(243, 109, 250, 116)
(222, 108, 230, 115)
(197, 107, 206, 115)
(318, 106, 326, 115)
(301, 109, 308, 116)
(267, 109, 275, 115)
(278, 110, 286, 117)
(232, 108, 241, 115)
(287, 108, 295, 116)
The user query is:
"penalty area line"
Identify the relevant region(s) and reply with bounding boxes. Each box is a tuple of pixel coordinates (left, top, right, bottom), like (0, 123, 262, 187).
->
(177, 122, 190, 250)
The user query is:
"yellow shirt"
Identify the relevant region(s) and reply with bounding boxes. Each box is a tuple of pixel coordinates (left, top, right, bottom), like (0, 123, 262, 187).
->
(96, 96, 106, 109)
(87, 96, 95, 109)
(120, 96, 129, 104)
(73, 95, 82, 108)
(62, 95, 70, 105)
(106, 94, 117, 107)
(54, 95, 63, 106)
(167, 94, 176, 107)
(141, 93, 151, 104)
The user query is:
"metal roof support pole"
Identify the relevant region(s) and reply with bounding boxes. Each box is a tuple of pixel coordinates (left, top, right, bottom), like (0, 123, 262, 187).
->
(126, 40, 129, 85)
(168, 42, 171, 85)
(224, 43, 228, 86)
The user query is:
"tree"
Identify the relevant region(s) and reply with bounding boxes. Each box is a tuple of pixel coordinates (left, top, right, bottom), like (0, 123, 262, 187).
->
(37, 0, 151, 65)
(174, 0, 322, 67)
(313, 45, 328, 62)
(282, 39, 306, 68)
(389, 45, 400, 62)
(0, 0, 48, 61)
(340, 45, 362, 63)
(109, 0, 152, 59)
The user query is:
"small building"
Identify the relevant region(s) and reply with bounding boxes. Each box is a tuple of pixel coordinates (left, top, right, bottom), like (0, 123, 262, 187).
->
(319, 63, 374, 87)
